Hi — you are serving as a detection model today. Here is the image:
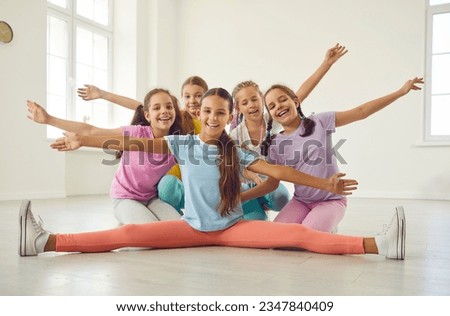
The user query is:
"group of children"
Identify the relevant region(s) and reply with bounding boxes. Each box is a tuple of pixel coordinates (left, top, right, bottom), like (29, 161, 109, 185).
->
(20, 44, 423, 260)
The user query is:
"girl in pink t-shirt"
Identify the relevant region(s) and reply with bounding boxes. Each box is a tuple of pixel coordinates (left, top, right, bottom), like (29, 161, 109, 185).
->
(260, 77, 423, 232)
(26, 88, 185, 224)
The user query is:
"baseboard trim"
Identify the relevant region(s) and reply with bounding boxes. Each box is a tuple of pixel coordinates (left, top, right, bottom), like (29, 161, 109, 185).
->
(352, 191, 450, 201)
(0, 191, 66, 201)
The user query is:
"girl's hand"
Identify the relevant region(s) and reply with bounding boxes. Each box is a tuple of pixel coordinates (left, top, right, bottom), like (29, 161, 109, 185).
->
(77, 84, 102, 101)
(26, 100, 49, 124)
(399, 77, 424, 96)
(327, 173, 358, 195)
(324, 43, 348, 66)
(242, 169, 263, 185)
(50, 132, 82, 151)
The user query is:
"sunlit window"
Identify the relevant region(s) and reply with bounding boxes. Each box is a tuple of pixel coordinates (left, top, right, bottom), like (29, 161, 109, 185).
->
(425, 1, 450, 141)
(47, 0, 112, 139)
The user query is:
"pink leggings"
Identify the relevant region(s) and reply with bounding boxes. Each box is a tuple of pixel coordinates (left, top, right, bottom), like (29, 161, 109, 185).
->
(56, 220, 364, 255)
(274, 198, 347, 232)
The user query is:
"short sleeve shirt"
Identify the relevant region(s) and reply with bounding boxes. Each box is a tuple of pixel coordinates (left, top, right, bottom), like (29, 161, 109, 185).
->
(165, 134, 260, 231)
(268, 112, 342, 203)
(110, 125, 176, 202)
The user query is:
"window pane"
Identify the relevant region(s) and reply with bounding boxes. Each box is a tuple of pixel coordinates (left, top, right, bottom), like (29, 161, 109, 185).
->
(94, 0, 109, 26)
(48, 0, 67, 8)
(47, 0, 112, 139)
(93, 34, 108, 69)
(77, 0, 109, 26)
(430, 0, 450, 5)
(47, 56, 67, 95)
(431, 95, 450, 135)
(48, 16, 67, 57)
(92, 99, 109, 127)
(433, 13, 450, 54)
(432, 54, 450, 94)
(77, 27, 94, 65)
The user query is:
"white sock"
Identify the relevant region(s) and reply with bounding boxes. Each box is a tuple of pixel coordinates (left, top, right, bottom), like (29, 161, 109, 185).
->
(375, 235, 387, 256)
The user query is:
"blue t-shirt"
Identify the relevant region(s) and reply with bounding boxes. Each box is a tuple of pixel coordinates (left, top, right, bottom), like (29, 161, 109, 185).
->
(165, 134, 260, 231)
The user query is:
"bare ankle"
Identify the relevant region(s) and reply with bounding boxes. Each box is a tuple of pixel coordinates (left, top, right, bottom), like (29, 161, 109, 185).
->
(44, 234, 56, 252)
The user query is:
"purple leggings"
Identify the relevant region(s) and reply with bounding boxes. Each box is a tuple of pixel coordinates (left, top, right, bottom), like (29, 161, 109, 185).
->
(274, 198, 347, 232)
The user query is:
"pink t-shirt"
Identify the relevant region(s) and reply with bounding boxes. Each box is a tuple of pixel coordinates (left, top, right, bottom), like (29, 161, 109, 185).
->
(110, 125, 176, 202)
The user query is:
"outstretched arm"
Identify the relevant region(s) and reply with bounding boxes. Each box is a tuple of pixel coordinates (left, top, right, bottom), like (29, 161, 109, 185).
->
(240, 177, 280, 203)
(247, 159, 358, 195)
(335, 77, 424, 127)
(27, 100, 122, 136)
(50, 132, 171, 154)
(77, 84, 142, 111)
(296, 43, 348, 103)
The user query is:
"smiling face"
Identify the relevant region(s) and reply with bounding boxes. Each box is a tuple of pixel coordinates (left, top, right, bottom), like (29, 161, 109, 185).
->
(144, 92, 176, 137)
(198, 95, 233, 142)
(234, 86, 264, 123)
(265, 88, 301, 128)
(182, 84, 206, 117)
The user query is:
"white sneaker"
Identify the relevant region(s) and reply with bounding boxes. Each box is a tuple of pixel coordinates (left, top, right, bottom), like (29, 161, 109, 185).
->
(19, 200, 50, 257)
(378, 206, 406, 260)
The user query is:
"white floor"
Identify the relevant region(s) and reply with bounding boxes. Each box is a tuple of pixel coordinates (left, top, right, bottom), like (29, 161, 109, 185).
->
(1, 195, 450, 296)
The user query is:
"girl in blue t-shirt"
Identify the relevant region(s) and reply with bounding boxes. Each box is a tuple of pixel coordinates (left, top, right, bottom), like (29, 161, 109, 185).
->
(19, 87, 405, 260)
(260, 77, 423, 232)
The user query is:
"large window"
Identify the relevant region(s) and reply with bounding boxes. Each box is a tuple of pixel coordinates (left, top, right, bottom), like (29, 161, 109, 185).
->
(47, 0, 113, 138)
(425, 0, 450, 142)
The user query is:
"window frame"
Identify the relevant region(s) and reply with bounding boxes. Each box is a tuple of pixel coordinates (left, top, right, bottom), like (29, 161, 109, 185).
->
(424, 1, 450, 143)
(47, 0, 114, 139)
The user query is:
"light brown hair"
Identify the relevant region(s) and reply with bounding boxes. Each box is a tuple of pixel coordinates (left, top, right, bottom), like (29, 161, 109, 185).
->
(181, 76, 208, 134)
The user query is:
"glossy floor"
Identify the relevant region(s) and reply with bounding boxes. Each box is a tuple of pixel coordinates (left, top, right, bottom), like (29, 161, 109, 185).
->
(1, 195, 450, 296)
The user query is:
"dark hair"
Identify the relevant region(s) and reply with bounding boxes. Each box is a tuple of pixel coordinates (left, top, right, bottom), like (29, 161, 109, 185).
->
(129, 105, 148, 127)
(200, 88, 240, 217)
(260, 84, 316, 156)
(181, 76, 208, 134)
(116, 88, 184, 159)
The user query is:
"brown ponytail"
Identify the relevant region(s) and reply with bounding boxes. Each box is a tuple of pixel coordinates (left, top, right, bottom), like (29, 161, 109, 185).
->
(181, 110, 196, 135)
(200, 88, 241, 217)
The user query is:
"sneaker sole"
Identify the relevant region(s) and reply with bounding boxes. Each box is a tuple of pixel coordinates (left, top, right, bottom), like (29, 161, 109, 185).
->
(395, 206, 406, 260)
(18, 200, 31, 257)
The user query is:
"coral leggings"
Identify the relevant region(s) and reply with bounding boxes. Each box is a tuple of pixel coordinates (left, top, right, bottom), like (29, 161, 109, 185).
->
(56, 220, 364, 255)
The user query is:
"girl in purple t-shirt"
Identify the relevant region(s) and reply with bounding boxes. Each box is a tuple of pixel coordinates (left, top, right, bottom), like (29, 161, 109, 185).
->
(26, 88, 185, 224)
(260, 77, 423, 232)
(229, 44, 348, 220)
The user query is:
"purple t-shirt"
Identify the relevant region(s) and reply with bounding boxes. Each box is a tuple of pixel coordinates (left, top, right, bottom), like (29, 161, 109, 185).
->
(110, 125, 176, 202)
(268, 112, 342, 204)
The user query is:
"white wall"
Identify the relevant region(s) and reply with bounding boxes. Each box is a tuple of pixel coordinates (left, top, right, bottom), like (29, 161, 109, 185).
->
(0, 0, 66, 200)
(169, 0, 450, 200)
(1, 0, 449, 201)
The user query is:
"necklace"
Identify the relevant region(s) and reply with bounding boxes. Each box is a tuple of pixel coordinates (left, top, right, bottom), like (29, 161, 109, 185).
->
(241, 118, 265, 148)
